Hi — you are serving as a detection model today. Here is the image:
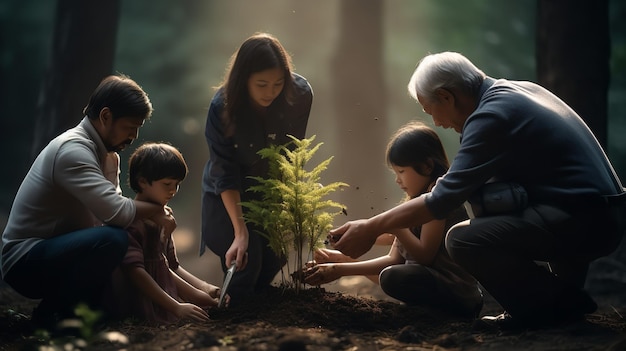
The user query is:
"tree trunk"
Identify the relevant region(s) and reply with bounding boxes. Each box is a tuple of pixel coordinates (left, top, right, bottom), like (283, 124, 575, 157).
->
(536, 0, 610, 148)
(332, 0, 387, 219)
(537, 0, 626, 302)
(31, 0, 120, 158)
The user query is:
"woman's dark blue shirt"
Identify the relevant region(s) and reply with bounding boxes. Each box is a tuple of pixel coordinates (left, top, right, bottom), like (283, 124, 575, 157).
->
(202, 72, 313, 204)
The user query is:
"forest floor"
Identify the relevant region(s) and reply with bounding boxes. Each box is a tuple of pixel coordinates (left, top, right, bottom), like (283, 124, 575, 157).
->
(1, 270, 626, 351)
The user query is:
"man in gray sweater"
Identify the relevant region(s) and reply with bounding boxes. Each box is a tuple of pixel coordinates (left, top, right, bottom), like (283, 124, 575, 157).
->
(330, 52, 625, 330)
(1, 75, 172, 329)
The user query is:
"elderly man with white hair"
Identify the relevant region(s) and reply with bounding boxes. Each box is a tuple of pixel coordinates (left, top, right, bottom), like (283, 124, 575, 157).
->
(330, 51, 625, 330)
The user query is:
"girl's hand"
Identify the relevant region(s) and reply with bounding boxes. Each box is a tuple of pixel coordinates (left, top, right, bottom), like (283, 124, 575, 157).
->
(314, 248, 352, 264)
(174, 303, 209, 322)
(304, 264, 340, 285)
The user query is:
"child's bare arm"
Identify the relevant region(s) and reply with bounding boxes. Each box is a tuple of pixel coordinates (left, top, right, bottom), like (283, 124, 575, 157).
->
(304, 253, 399, 286)
(170, 268, 219, 308)
(374, 233, 395, 246)
(392, 222, 444, 266)
(173, 266, 220, 298)
(125, 266, 209, 322)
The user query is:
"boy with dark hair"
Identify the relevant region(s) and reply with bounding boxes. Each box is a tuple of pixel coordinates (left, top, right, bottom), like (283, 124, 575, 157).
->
(109, 142, 225, 323)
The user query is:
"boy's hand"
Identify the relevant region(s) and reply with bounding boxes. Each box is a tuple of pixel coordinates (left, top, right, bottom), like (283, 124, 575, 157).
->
(200, 282, 221, 298)
(174, 303, 209, 322)
(149, 206, 177, 235)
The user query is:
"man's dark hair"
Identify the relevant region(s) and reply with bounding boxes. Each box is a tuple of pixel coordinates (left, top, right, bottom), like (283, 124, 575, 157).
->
(83, 75, 153, 120)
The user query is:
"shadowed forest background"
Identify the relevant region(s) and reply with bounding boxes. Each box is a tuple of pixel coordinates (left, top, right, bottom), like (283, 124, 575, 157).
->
(1, 0, 625, 294)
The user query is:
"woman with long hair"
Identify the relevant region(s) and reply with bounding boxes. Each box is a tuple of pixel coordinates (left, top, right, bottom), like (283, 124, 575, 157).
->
(200, 33, 313, 304)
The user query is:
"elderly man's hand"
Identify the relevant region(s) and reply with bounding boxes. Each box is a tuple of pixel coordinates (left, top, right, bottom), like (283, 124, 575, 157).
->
(330, 219, 378, 259)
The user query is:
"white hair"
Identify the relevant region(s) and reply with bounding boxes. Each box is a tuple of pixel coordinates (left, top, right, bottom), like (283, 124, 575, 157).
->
(408, 52, 486, 103)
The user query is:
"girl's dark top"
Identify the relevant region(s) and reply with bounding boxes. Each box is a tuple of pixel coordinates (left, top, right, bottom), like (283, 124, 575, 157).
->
(394, 206, 481, 308)
(201, 73, 313, 246)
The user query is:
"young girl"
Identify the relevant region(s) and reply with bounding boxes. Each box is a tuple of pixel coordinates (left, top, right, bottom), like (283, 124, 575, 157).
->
(305, 121, 483, 317)
(109, 142, 225, 324)
(200, 32, 313, 304)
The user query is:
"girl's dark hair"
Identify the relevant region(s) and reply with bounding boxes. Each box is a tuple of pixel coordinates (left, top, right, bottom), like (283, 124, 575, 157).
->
(385, 121, 449, 183)
(83, 74, 153, 120)
(220, 32, 295, 135)
(128, 142, 188, 194)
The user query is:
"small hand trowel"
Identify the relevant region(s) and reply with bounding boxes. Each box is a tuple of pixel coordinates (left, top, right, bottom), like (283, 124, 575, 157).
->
(218, 261, 237, 308)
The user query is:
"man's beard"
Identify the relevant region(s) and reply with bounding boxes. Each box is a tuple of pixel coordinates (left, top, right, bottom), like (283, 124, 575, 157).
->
(107, 139, 133, 152)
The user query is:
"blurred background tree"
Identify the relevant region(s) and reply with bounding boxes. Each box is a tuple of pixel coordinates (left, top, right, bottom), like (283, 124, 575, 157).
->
(537, 0, 610, 147)
(332, 0, 387, 218)
(31, 0, 120, 157)
(1, 0, 624, 293)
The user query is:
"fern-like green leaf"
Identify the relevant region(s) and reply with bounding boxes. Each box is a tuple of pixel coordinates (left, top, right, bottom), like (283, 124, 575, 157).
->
(240, 135, 349, 292)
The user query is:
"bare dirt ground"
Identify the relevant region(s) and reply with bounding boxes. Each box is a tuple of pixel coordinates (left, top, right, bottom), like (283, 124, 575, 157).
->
(1, 232, 625, 351)
(1, 264, 625, 351)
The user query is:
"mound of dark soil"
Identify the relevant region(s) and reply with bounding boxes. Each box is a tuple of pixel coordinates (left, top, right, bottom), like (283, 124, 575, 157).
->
(1, 282, 625, 350)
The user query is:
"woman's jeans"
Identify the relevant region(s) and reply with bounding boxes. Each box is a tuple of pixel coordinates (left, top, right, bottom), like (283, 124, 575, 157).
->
(4, 226, 128, 315)
(446, 203, 623, 324)
(201, 192, 286, 304)
(205, 224, 286, 303)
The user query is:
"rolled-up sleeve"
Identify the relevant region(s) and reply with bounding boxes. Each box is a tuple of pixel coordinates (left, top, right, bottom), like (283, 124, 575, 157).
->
(289, 74, 313, 140)
(426, 110, 510, 219)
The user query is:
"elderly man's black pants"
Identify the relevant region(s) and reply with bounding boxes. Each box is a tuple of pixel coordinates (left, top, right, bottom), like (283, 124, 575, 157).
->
(446, 203, 623, 326)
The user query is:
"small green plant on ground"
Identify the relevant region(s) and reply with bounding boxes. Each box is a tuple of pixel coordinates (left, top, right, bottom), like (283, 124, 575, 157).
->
(31, 303, 129, 350)
(241, 135, 348, 292)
